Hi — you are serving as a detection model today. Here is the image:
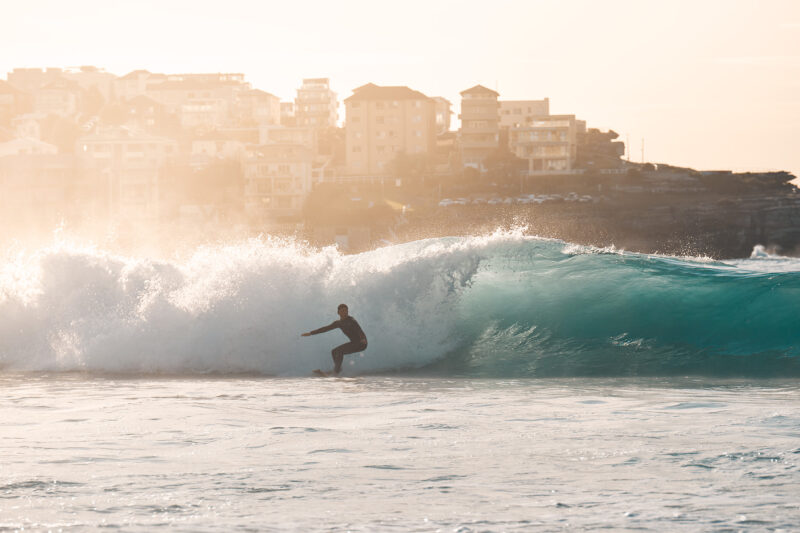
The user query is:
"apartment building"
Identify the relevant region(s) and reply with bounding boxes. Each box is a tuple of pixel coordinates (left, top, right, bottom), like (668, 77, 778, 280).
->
(259, 125, 317, 150)
(0, 80, 31, 126)
(344, 83, 436, 177)
(61, 66, 117, 102)
(146, 74, 249, 120)
(235, 89, 281, 126)
(76, 127, 178, 222)
(499, 98, 550, 129)
(509, 115, 586, 173)
(243, 143, 313, 223)
(294, 78, 338, 129)
(0, 138, 58, 157)
(458, 85, 500, 170)
(6, 67, 64, 93)
(432, 97, 452, 135)
(280, 102, 296, 127)
(114, 70, 167, 102)
(33, 79, 81, 117)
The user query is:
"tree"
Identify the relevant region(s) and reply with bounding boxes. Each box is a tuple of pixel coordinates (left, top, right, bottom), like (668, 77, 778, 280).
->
(391, 152, 433, 191)
(483, 147, 526, 185)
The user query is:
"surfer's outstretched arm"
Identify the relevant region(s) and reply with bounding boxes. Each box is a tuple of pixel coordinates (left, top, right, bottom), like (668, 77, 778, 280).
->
(301, 321, 339, 337)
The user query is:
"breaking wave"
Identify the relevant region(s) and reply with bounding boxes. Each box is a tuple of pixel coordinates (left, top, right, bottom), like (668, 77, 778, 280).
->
(1, 231, 799, 377)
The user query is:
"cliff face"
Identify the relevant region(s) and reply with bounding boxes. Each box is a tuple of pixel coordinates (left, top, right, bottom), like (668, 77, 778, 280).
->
(398, 170, 800, 259)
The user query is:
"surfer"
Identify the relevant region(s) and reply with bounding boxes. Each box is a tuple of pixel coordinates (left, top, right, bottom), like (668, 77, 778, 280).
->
(301, 304, 368, 375)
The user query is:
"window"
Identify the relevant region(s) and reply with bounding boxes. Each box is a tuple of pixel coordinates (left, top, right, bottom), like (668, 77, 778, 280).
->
(414, 101, 421, 108)
(376, 102, 385, 109)
(376, 116, 384, 124)
(377, 146, 385, 153)
(353, 145, 362, 152)
(412, 115, 421, 122)
(352, 116, 360, 123)
(414, 130, 422, 137)
(351, 102, 360, 108)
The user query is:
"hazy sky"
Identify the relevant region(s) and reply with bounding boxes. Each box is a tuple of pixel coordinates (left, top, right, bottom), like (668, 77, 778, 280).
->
(2, 0, 799, 177)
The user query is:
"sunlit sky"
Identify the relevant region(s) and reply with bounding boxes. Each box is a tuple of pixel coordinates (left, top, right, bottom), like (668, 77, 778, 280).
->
(3, 0, 799, 177)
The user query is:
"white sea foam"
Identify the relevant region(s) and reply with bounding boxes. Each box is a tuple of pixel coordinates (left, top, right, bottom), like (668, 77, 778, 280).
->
(0, 232, 530, 375)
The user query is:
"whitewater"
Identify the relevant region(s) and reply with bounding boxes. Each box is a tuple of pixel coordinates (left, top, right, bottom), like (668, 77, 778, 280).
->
(1, 233, 799, 531)
(1, 231, 799, 376)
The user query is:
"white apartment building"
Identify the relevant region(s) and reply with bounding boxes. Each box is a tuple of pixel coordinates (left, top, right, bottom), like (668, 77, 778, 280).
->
(243, 144, 312, 222)
(294, 78, 338, 129)
(509, 115, 586, 173)
(499, 98, 550, 129)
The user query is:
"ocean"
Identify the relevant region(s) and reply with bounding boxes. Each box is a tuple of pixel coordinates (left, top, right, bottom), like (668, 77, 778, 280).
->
(1, 232, 799, 531)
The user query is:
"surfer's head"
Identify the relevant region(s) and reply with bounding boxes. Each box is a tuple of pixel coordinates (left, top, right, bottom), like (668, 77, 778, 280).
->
(337, 303, 349, 319)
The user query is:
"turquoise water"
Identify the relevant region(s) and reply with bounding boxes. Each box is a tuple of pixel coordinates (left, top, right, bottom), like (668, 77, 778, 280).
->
(1, 232, 798, 377)
(1, 234, 799, 530)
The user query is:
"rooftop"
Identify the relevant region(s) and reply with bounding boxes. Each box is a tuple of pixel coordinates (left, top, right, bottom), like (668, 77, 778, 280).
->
(345, 83, 430, 102)
(460, 84, 500, 97)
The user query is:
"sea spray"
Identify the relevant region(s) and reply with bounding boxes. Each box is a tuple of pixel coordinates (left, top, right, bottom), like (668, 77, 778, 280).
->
(1, 232, 799, 376)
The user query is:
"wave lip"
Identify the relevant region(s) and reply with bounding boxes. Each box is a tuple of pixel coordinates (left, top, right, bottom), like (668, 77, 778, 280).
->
(1, 233, 799, 377)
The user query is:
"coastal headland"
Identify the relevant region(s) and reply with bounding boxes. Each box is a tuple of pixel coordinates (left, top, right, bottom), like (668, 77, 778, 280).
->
(307, 167, 800, 259)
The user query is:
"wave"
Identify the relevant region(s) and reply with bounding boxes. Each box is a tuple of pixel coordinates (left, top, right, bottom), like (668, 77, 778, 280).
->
(1, 231, 799, 377)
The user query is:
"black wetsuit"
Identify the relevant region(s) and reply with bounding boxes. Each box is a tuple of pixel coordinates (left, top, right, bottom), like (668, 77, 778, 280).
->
(309, 316, 368, 374)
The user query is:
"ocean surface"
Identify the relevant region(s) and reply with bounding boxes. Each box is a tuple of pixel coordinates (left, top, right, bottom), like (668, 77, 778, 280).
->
(1, 232, 799, 531)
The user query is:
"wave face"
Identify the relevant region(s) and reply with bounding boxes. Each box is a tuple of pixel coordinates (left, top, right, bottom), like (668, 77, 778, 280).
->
(1, 233, 800, 377)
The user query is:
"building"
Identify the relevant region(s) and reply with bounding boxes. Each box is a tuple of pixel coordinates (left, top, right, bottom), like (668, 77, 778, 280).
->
(6, 67, 64, 93)
(234, 89, 280, 126)
(145, 73, 250, 121)
(61, 66, 117, 102)
(243, 143, 313, 223)
(509, 115, 586, 173)
(0, 80, 31, 127)
(280, 102, 296, 126)
(259, 125, 317, 150)
(33, 79, 81, 117)
(344, 83, 436, 177)
(294, 78, 338, 129)
(12, 114, 42, 139)
(0, 138, 58, 157)
(113, 70, 167, 102)
(432, 97, 452, 135)
(179, 98, 229, 130)
(116, 95, 178, 135)
(458, 85, 500, 171)
(190, 132, 246, 166)
(499, 98, 550, 129)
(76, 127, 178, 222)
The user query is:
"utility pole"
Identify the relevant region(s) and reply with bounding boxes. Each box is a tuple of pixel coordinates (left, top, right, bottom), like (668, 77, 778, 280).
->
(626, 134, 630, 162)
(641, 138, 645, 163)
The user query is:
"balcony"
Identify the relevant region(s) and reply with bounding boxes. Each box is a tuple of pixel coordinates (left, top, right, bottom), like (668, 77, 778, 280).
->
(459, 110, 498, 121)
